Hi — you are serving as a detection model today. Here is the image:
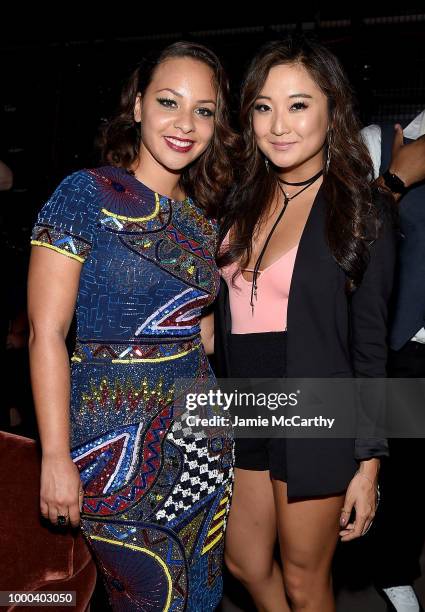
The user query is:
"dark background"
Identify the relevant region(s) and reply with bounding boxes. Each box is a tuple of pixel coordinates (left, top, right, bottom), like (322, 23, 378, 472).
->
(1, 12, 424, 610)
(1, 10, 424, 237)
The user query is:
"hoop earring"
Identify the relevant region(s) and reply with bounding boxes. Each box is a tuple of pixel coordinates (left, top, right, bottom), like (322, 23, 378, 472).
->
(325, 132, 332, 173)
(265, 157, 270, 172)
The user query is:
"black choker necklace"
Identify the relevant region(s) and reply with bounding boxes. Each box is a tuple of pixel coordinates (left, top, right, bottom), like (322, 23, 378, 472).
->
(278, 168, 323, 187)
(248, 167, 323, 315)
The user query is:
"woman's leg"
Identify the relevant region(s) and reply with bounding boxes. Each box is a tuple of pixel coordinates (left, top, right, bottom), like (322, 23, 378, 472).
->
(225, 468, 290, 612)
(273, 479, 345, 612)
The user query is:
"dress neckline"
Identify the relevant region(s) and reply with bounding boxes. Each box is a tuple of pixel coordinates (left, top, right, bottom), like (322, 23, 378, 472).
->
(238, 243, 299, 284)
(90, 165, 179, 223)
(121, 167, 190, 205)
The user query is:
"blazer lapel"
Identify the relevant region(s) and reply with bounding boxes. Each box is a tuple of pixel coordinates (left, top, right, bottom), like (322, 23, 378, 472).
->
(286, 184, 327, 336)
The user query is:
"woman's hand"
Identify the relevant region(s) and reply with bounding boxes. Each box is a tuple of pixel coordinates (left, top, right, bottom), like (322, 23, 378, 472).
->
(40, 454, 84, 528)
(389, 126, 425, 188)
(339, 459, 380, 541)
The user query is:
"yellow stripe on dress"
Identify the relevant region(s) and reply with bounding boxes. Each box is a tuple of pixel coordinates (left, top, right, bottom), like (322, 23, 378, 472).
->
(206, 519, 225, 537)
(111, 344, 198, 364)
(89, 534, 173, 610)
(30, 240, 85, 263)
(202, 532, 223, 555)
(212, 508, 226, 521)
(101, 192, 161, 222)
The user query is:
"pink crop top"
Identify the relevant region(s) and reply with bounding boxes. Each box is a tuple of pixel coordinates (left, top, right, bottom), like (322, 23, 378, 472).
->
(220, 232, 298, 334)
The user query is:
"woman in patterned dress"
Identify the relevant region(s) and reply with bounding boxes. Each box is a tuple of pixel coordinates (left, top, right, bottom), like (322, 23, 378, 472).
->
(28, 41, 236, 611)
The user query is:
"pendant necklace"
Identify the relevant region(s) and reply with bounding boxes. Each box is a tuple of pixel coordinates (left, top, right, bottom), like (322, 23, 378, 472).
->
(249, 168, 323, 314)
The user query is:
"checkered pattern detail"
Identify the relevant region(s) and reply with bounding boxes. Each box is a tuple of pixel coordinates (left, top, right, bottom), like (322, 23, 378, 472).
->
(155, 425, 230, 522)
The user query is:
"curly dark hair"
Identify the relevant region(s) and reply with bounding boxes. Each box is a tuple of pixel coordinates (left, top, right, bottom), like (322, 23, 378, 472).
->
(99, 41, 238, 218)
(217, 36, 392, 291)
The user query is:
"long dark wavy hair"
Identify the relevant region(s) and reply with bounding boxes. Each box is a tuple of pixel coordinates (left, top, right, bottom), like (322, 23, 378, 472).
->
(99, 41, 237, 218)
(217, 36, 391, 291)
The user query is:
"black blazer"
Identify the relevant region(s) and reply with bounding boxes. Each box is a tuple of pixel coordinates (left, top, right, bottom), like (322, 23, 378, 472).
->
(214, 186, 397, 497)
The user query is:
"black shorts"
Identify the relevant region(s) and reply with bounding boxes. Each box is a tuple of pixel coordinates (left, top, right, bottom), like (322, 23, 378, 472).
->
(235, 437, 287, 481)
(229, 331, 287, 481)
(228, 332, 358, 496)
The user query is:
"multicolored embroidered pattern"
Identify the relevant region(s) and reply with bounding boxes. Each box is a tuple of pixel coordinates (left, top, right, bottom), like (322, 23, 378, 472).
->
(31, 166, 233, 611)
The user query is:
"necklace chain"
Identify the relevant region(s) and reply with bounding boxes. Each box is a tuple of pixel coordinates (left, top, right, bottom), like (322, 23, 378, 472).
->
(249, 169, 323, 314)
(278, 168, 324, 187)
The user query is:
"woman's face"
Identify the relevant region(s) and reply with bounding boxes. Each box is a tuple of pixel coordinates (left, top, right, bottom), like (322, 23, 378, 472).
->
(252, 62, 329, 174)
(134, 57, 217, 173)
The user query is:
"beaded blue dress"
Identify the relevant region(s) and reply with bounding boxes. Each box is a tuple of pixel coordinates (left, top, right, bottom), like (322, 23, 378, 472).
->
(31, 166, 234, 611)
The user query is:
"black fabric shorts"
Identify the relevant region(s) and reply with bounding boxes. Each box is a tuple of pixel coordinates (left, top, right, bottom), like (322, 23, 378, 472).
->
(234, 437, 287, 480)
(227, 331, 359, 496)
(228, 331, 287, 479)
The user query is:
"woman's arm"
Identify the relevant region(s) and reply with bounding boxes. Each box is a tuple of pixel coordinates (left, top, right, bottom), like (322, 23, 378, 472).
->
(340, 198, 397, 540)
(377, 127, 425, 202)
(351, 195, 397, 456)
(0, 160, 13, 191)
(28, 246, 83, 527)
(200, 311, 214, 355)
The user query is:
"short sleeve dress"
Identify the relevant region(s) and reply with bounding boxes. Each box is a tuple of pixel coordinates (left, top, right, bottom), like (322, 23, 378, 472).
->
(31, 165, 234, 611)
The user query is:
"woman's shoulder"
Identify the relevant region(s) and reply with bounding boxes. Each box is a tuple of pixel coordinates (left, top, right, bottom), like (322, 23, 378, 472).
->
(58, 165, 129, 189)
(31, 169, 101, 258)
(52, 167, 94, 189)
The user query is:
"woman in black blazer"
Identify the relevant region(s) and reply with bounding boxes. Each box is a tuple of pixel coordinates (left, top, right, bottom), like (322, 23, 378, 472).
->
(214, 37, 396, 611)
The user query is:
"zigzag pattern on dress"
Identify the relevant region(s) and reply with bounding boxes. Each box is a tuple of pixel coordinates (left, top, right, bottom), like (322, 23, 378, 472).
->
(166, 227, 214, 261)
(31, 226, 92, 260)
(73, 405, 174, 516)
